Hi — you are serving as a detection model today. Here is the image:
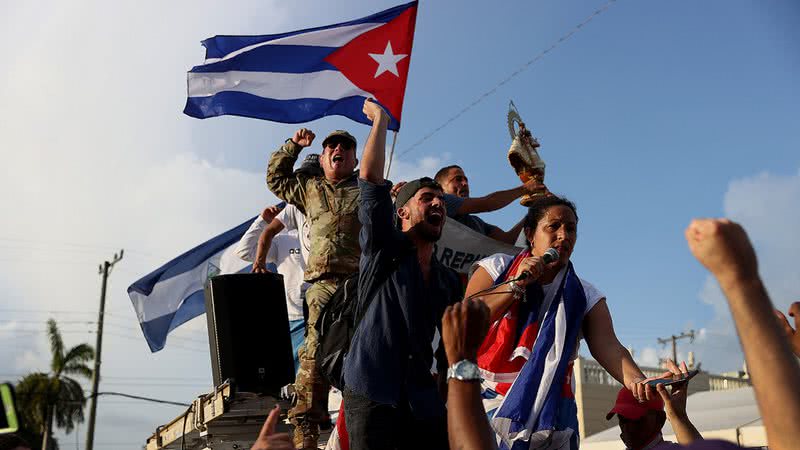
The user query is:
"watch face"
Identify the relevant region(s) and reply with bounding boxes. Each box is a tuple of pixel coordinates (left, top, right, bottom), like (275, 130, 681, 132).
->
(453, 360, 480, 380)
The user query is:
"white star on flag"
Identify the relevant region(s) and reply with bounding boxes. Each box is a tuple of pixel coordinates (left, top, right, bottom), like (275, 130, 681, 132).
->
(368, 41, 408, 78)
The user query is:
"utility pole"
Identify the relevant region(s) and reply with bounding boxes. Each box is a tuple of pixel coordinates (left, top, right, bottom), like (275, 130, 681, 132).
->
(657, 330, 695, 364)
(85, 250, 123, 450)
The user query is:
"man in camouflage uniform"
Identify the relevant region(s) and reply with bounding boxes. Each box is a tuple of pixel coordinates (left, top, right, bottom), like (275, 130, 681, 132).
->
(267, 127, 361, 449)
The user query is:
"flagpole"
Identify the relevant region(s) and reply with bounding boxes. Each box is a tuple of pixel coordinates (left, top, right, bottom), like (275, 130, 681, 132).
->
(385, 130, 398, 179)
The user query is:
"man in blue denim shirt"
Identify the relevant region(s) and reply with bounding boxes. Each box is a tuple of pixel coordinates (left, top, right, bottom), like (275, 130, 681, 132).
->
(342, 99, 462, 450)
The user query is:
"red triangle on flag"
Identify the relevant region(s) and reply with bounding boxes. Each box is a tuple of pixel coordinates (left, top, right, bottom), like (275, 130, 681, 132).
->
(325, 5, 418, 124)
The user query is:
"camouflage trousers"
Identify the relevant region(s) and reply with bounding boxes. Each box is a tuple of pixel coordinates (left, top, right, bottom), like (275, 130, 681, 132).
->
(289, 278, 340, 449)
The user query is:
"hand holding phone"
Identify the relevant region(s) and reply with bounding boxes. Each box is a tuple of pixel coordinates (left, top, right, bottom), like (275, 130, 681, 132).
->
(646, 369, 699, 387)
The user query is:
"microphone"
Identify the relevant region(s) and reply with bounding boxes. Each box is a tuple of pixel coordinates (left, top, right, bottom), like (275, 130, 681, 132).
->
(516, 248, 560, 281)
(542, 247, 559, 264)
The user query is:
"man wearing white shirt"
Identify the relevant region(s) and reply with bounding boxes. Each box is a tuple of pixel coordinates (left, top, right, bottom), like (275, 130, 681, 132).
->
(236, 204, 308, 372)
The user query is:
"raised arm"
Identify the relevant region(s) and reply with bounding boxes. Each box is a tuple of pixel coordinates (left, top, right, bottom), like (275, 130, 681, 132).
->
(453, 180, 547, 216)
(357, 99, 397, 256)
(266, 129, 314, 211)
(442, 298, 496, 450)
(487, 218, 525, 245)
(359, 99, 390, 184)
(686, 218, 800, 450)
(656, 359, 703, 445)
(252, 219, 286, 273)
(236, 206, 282, 262)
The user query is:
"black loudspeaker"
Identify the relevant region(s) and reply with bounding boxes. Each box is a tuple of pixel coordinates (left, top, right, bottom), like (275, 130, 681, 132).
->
(205, 273, 295, 395)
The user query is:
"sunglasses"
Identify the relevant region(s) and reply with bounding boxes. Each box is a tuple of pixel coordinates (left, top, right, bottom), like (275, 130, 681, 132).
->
(325, 138, 355, 151)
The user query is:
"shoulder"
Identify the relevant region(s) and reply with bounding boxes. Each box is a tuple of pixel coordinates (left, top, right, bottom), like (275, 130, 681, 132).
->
(442, 194, 464, 216)
(357, 177, 392, 201)
(577, 276, 606, 313)
(470, 253, 515, 281)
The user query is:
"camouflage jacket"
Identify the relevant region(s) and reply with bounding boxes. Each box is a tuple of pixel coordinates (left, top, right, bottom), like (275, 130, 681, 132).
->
(267, 139, 361, 282)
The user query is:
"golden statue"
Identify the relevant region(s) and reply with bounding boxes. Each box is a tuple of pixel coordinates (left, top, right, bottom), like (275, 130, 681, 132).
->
(507, 101, 545, 206)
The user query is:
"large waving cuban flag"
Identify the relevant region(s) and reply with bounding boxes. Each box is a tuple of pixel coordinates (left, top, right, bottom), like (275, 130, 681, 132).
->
(127, 218, 254, 352)
(184, 1, 418, 131)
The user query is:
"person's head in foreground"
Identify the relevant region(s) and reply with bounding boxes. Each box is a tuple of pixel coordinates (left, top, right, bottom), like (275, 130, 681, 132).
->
(394, 177, 446, 241)
(523, 195, 578, 268)
(607, 387, 666, 450)
(435, 164, 469, 198)
(320, 130, 358, 181)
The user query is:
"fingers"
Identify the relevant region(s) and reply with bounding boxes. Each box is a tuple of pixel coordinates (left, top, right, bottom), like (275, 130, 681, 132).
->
(774, 309, 794, 336)
(630, 379, 647, 402)
(656, 383, 671, 404)
(263, 434, 295, 450)
(465, 297, 490, 337)
(789, 302, 800, 330)
(257, 406, 280, 442)
(665, 359, 681, 375)
(644, 383, 653, 401)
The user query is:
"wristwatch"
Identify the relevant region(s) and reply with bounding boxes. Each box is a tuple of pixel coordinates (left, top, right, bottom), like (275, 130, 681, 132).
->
(447, 360, 481, 382)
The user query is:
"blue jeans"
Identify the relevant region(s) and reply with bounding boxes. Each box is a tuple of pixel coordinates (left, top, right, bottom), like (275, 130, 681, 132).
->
(288, 319, 305, 374)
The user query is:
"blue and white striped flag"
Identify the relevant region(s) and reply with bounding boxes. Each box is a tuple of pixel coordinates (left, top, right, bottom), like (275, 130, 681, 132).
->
(184, 1, 418, 131)
(128, 218, 255, 352)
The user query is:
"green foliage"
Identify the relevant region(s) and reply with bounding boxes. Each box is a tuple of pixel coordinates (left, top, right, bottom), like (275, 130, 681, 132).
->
(14, 319, 94, 449)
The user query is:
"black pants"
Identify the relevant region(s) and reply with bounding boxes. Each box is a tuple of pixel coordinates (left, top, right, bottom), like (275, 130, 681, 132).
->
(343, 388, 449, 450)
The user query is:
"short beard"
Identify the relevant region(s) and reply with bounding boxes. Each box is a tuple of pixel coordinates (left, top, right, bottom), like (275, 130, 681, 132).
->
(417, 223, 442, 242)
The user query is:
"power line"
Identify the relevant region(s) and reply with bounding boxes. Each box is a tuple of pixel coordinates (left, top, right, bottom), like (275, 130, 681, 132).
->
(91, 391, 190, 407)
(397, 0, 618, 158)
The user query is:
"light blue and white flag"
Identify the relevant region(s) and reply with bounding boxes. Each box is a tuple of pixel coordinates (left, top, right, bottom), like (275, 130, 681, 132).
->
(128, 218, 255, 352)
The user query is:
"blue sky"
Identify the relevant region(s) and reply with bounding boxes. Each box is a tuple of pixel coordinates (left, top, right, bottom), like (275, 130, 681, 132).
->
(1, 0, 798, 447)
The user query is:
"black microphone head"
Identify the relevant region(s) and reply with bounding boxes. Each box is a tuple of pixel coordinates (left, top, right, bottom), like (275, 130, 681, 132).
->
(542, 248, 559, 264)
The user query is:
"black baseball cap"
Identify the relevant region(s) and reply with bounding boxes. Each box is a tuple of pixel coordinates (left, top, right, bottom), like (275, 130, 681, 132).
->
(394, 177, 442, 209)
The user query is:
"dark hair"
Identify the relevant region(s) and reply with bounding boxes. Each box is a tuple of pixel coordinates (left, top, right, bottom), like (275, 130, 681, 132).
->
(434, 165, 463, 184)
(0, 434, 31, 450)
(523, 195, 578, 236)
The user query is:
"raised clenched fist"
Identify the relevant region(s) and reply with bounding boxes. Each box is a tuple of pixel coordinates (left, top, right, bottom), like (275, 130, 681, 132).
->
(292, 128, 315, 148)
(362, 98, 388, 124)
(685, 218, 758, 284)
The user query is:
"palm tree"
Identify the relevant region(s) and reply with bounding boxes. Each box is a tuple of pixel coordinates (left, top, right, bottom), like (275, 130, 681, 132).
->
(16, 319, 94, 450)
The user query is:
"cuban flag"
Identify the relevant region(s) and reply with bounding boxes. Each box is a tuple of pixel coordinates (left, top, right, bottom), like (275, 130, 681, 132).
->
(127, 218, 254, 352)
(184, 1, 418, 131)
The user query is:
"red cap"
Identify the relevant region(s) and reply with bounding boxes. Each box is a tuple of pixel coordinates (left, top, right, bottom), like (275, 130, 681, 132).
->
(606, 387, 664, 420)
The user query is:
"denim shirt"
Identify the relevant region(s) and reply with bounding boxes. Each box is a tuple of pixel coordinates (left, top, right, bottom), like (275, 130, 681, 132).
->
(343, 179, 462, 418)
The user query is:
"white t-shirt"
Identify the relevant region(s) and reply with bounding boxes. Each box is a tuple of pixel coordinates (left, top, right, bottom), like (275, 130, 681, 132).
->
(472, 253, 605, 358)
(266, 231, 307, 321)
(275, 204, 310, 265)
(234, 216, 307, 321)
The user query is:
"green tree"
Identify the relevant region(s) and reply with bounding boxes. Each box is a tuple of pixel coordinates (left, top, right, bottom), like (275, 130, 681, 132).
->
(16, 319, 94, 450)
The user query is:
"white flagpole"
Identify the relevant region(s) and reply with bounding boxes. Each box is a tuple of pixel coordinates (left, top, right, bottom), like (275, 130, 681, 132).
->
(385, 130, 399, 179)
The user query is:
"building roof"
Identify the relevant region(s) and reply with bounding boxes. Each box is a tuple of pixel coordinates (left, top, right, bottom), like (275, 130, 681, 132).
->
(584, 387, 760, 443)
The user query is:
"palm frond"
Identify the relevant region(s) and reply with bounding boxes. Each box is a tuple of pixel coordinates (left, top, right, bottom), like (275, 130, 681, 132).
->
(15, 372, 53, 433)
(63, 344, 95, 365)
(47, 319, 65, 373)
(52, 377, 86, 433)
(62, 363, 93, 380)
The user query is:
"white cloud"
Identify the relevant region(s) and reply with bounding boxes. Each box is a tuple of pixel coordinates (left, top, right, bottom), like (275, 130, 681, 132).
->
(635, 346, 663, 368)
(0, 0, 291, 446)
(690, 168, 800, 372)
